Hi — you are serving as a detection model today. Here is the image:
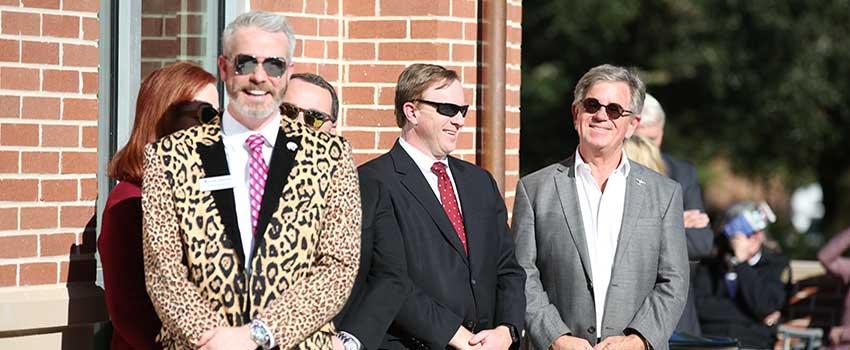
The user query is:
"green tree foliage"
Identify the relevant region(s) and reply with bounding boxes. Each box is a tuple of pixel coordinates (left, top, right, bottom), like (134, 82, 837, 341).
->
(522, 0, 850, 256)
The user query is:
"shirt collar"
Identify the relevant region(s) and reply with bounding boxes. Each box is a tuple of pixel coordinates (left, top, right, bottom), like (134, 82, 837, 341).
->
(748, 251, 762, 266)
(398, 136, 449, 175)
(221, 109, 282, 147)
(573, 148, 631, 178)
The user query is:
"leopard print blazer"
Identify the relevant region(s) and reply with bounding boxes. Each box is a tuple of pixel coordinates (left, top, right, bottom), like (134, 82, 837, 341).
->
(141, 118, 361, 350)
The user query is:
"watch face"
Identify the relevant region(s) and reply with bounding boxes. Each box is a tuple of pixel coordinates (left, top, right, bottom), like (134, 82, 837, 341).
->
(250, 322, 269, 346)
(344, 341, 359, 350)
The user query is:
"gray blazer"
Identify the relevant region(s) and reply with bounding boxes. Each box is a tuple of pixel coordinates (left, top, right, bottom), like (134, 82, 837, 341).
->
(513, 156, 688, 350)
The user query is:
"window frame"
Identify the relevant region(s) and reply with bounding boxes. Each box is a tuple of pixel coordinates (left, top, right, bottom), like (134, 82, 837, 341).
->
(96, 0, 237, 287)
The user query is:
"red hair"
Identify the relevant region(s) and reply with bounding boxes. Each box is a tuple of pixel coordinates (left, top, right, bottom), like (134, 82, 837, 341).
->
(108, 62, 216, 184)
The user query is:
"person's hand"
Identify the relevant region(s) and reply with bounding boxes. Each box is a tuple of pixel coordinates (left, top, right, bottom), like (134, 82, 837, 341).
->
(449, 326, 482, 350)
(683, 210, 709, 229)
(469, 326, 513, 350)
(762, 311, 780, 326)
(830, 326, 846, 345)
(593, 335, 644, 350)
(332, 335, 345, 350)
(729, 234, 757, 262)
(550, 335, 593, 350)
(196, 325, 255, 350)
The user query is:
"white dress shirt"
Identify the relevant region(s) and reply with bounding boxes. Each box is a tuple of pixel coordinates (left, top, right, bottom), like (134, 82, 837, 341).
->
(398, 137, 462, 214)
(221, 110, 281, 269)
(573, 148, 631, 338)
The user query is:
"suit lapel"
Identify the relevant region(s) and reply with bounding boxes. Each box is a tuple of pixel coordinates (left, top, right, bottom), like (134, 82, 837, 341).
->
(554, 156, 593, 284)
(611, 166, 648, 269)
(253, 126, 300, 250)
(391, 142, 469, 263)
(197, 126, 245, 267)
(450, 158, 483, 275)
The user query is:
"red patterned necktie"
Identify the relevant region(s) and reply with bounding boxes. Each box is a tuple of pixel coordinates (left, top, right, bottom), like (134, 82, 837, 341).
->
(246, 134, 268, 236)
(431, 162, 467, 254)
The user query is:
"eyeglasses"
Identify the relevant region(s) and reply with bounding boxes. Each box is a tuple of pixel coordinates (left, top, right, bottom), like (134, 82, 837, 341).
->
(581, 97, 634, 120)
(280, 102, 335, 129)
(414, 99, 469, 118)
(174, 100, 219, 125)
(194, 102, 220, 124)
(157, 101, 220, 137)
(230, 54, 288, 78)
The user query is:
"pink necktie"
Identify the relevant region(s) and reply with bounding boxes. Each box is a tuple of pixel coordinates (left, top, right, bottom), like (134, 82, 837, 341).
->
(246, 134, 268, 236)
(431, 162, 467, 254)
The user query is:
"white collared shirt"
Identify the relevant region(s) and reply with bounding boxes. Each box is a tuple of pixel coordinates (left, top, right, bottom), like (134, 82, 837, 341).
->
(221, 110, 282, 269)
(397, 137, 462, 214)
(573, 148, 631, 338)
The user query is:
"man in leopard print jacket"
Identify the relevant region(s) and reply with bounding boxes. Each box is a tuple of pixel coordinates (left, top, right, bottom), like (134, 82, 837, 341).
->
(141, 11, 360, 350)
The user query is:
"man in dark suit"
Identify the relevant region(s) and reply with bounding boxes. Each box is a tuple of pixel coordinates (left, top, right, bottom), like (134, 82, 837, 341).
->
(634, 93, 714, 335)
(694, 201, 789, 349)
(514, 65, 689, 350)
(333, 177, 412, 350)
(358, 63, 526, 350)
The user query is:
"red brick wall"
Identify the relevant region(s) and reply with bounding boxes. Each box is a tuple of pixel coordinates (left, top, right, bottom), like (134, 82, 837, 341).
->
(0, 0, 99, 288)
(0, 0, 523, 288)
(252, 0, 523, 207)
(140, 0, 211, 79)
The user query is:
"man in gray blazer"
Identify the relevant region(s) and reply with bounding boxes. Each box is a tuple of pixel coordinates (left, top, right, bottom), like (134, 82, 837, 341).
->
(513, 64, 689, 350)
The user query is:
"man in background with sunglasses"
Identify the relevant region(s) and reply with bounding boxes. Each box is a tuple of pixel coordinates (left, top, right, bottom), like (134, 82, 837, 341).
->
(141, 11, 360, 350)
(357, 63, 525, 350)
(281, 72, 340, 133)
(513, 64, 688, 350)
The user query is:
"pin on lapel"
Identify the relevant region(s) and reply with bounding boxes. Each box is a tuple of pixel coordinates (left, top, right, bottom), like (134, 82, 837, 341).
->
(635, 178, 646, 186)
(286, 141, 298, 151)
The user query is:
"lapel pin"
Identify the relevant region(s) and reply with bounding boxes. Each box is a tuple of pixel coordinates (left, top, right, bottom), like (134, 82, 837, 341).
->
(286, 141, 298, 151)
(636, 178, 646, 186)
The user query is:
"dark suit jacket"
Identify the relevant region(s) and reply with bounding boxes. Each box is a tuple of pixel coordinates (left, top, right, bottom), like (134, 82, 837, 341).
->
(663, 153, 712, 335)
(98, 181, 162, 350)
(694, 249, 789, 349)
(663, 153, 713, 259)
(334, 177, 412, 350)
(358, 141, 526, 350)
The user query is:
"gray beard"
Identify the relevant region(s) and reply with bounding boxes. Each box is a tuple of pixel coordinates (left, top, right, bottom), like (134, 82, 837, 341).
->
(228, 92, 280, 120)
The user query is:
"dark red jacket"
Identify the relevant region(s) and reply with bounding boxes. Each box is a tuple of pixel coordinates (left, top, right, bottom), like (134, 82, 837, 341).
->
(98, 181, 161, 350)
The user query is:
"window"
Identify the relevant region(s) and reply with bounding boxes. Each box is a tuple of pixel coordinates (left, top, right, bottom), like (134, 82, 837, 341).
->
(96, 1, 241, 286)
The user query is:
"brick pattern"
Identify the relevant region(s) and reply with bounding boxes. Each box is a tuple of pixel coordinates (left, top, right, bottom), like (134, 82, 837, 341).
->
(0, 0, 98, 288)
(140, 0, 211, 79)
(252, 0, 523, 207)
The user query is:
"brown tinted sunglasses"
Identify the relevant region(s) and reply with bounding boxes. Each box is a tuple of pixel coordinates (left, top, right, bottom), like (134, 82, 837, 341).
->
(280, 102, 335, 129)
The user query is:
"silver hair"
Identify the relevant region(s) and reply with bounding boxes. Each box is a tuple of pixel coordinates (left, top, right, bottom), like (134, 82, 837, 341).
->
(641, 93, 666, 127)
(572, 64, 646, 114)
(221, 11, 296, 60)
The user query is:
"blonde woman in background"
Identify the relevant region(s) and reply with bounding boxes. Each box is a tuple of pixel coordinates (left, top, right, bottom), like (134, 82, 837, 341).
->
(625, 134, 667, 175)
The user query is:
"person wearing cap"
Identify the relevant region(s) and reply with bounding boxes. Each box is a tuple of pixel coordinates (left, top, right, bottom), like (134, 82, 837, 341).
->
(693, 201, 790, 349)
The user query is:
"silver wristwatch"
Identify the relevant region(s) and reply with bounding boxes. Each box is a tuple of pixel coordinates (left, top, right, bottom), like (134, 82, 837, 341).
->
(337, 331, 363, 350)
(249, 319, 272, 350)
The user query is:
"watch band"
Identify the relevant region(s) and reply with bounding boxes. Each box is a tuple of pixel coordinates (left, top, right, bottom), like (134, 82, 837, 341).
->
(501, 324, 519, 343)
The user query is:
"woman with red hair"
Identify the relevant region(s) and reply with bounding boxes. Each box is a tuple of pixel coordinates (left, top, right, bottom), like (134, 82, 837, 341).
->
(98, 62, 218, 350)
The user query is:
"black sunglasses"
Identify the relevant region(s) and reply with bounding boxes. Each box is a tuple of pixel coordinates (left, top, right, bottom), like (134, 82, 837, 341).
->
(581, 97, 634, 120)
(231, 54, 288, 78)
(415, 99, 469, 118)
(194, 102, 220, 124)
(280, 102, 335, 129)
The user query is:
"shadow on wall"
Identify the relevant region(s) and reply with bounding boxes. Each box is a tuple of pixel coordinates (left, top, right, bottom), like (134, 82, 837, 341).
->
(62, 214, 109, 350)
